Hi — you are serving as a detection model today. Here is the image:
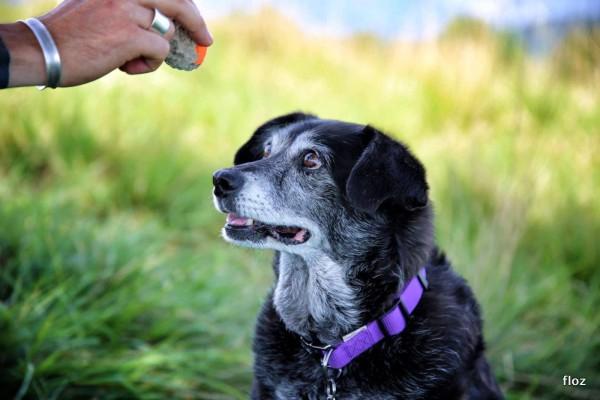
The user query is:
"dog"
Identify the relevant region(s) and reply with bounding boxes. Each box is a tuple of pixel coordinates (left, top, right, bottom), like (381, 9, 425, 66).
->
(212, 113, 503, 399)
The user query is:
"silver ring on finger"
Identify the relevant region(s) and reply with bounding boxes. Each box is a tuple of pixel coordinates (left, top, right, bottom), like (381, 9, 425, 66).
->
(150, 8, 170, 36)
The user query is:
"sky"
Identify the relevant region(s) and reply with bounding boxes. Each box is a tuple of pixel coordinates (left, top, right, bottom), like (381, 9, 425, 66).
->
(5, 1, 599, 40)
(198, 0, 600, 40)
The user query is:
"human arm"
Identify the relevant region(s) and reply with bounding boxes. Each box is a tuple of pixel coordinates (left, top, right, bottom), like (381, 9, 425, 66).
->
(0, 0, 212, 89)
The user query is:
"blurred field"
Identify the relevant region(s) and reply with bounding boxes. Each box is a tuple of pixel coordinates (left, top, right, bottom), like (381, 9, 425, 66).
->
(1, 3, 600, 400)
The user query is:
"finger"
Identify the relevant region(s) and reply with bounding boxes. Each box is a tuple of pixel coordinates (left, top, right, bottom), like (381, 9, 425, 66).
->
(119, 58, 151, 75)
(140, 0, 213, 45)
(122, 29, 170, 74)
(132, 4, 175, 41)
(164, 17, 175, 41)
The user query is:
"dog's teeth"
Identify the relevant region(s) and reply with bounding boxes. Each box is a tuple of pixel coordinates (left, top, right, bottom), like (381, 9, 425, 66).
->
(245, 218, 254, 226)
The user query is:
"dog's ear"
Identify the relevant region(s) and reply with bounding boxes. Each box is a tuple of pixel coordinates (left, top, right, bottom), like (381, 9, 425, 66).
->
(346, 126, 428, 213)
(234, 112, 317, 165)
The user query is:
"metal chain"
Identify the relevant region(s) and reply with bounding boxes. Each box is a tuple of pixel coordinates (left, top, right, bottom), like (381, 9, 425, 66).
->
(326, 376, 337, 400)
(315, 342, 343, 399)
(323, 364, 342, 400)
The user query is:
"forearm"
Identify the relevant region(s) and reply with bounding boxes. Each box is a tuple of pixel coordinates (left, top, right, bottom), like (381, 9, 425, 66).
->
(0, 22, 45, 88)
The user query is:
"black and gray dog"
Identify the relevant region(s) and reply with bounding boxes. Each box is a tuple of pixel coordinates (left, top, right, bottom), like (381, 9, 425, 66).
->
(213, 113, 502, 399)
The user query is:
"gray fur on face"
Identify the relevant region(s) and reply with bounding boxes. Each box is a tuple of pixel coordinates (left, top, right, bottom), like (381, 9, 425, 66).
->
(215, 129, 396, 341)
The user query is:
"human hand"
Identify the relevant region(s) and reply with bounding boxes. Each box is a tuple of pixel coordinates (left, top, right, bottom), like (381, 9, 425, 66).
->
(2, 0, 212, 88)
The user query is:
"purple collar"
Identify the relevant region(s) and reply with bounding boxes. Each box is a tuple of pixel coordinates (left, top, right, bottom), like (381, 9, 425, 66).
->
(302, 267, 429, 370)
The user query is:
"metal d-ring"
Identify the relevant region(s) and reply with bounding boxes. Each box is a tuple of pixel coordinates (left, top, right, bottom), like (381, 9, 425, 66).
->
(321, 348, 334, 368)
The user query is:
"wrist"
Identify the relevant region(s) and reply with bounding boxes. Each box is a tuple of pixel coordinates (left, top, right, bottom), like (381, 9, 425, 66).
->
(0, 22, 46, 87)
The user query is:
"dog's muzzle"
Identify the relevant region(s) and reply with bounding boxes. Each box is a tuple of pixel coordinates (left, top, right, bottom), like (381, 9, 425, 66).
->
(212, 168, 311, 245)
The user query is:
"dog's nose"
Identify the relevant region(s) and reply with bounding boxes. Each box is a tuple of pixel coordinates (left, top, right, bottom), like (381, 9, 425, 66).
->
(213, 169, 244, 197)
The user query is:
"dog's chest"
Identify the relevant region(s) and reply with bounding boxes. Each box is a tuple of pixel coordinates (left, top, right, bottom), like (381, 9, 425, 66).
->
(273, 252, 360, 340)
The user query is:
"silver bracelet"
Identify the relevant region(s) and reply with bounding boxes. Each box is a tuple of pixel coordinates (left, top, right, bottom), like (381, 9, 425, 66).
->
(19, 17, 62, 89)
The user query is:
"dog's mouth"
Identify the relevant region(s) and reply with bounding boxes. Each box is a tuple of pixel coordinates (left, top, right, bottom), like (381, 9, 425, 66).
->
(224, 213, 311, 245)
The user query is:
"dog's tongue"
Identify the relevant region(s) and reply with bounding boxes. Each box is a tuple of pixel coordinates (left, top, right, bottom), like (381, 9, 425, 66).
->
(272, 226, 309, 242)
(293, 229, 308, 242)
(227, 213, 253, 226)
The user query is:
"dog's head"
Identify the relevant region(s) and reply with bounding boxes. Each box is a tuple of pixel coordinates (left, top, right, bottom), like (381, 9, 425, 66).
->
(212, 113, 430, 259)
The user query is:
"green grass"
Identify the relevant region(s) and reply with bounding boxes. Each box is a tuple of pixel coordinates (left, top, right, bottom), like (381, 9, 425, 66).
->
(1, 5, 599, 399)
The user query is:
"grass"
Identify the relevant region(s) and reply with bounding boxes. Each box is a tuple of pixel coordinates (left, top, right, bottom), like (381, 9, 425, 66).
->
(1, 4, 599, 399)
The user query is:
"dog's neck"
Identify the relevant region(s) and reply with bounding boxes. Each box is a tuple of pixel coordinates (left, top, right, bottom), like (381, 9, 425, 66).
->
(272, 208, 434, 344)
(273, 250, 432, 344)
(273, 251, 362, 343)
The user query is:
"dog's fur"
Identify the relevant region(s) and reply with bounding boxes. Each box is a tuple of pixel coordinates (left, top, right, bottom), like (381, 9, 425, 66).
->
(213, 113, 502, 399)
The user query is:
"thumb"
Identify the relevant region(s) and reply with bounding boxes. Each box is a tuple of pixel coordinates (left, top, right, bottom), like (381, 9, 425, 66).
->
(120, 58, 156, 75)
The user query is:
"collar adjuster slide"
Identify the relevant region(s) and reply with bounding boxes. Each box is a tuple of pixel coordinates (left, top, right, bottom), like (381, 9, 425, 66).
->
(397, 298, 410, 320)
(376, 318, 391, 337)
(417, 268, 429, 290)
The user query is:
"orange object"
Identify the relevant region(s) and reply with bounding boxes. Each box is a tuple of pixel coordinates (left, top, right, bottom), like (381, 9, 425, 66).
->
(195, 45, 207, 65)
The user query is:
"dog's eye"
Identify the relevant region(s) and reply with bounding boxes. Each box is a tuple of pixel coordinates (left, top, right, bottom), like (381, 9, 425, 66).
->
(263, 143, 272, 158)
(302, 150, 321, 169)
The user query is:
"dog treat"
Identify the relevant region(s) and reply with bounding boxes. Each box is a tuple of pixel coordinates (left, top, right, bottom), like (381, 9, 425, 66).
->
(165, 22, 207, 71)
